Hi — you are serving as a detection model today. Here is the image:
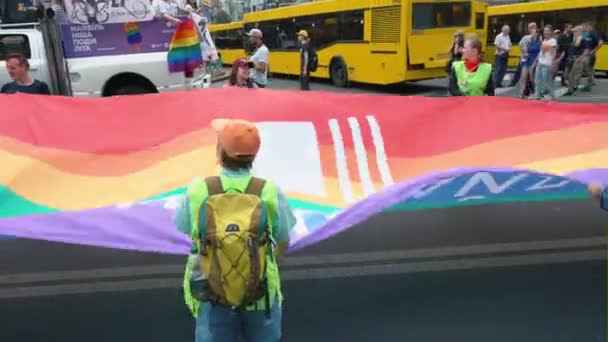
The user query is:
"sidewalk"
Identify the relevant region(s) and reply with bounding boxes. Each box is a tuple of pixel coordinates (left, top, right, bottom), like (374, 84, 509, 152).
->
(495, 74, 608, 104)
(210, 68, 229, 83)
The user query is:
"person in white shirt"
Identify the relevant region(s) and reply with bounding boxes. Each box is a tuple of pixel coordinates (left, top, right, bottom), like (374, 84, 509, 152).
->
(492, 25, 511, 88)
(247, 28, 269, 88)
(154, 0, 180, 24)
(532, 25, 558, 100)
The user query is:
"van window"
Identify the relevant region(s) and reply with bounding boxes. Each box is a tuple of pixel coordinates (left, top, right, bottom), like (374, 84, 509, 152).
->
(0, 34, 32, 60)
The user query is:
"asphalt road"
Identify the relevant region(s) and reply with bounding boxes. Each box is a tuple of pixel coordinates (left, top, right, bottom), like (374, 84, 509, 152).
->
(1, 200, 605, 342)
(212, 72, 608, 104)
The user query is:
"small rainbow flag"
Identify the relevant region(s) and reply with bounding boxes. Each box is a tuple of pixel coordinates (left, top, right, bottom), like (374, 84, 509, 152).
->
(202, 0, 212, 8)
(167, 19, 203, 75)
(124, 22, 143, 45)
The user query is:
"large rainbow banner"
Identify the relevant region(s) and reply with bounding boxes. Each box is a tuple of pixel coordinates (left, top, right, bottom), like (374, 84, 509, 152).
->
(0, 89, 606, 253)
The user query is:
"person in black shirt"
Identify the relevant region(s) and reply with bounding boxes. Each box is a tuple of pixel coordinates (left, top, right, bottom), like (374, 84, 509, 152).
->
(297, 29, 311, 91)
(1, 53, 51, 95)
(582, 22, 603, 89)
(556, 24, 572, 86)
(565, 26, 589, 96)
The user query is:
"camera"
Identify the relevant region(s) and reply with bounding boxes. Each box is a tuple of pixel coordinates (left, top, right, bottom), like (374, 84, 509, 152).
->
(247, 61, 255, 68)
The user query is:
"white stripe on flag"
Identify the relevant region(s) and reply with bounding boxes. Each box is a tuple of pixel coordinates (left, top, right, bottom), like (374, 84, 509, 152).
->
(347, 117, 375, 196)
(366, 115, 394, 187)
(328, 119, 354, 203)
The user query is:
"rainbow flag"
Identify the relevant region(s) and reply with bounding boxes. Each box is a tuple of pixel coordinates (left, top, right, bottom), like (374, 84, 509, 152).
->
(0, 90, 606, 254)
(202, 0, 212, 8)
(124, 22, 143, 45)
(167, 19, 203, 74)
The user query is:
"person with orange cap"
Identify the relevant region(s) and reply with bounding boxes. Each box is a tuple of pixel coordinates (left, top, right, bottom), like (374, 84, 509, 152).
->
(297, 29, 312, 90)
(174, 119, 296, 342)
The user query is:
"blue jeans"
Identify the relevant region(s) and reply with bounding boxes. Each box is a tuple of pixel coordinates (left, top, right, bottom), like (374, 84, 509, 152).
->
(534, 64, 554, 99)
(196, 299, 282, 342)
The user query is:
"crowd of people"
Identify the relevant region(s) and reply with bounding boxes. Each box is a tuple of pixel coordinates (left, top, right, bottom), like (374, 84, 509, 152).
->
(225, 27, 314, 91)
(491, 22, 603, 99)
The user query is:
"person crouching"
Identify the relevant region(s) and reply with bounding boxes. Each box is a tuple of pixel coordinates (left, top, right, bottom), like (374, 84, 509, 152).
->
(225, 58, 258, 88)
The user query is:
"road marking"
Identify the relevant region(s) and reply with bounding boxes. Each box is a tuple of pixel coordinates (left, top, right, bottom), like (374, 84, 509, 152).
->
(328, 119, 354, 203)
(347, 117, 375, 196)
(0, 248, 602, 298)
(284, 236, 605, 267)
(366, 115, 394, 187)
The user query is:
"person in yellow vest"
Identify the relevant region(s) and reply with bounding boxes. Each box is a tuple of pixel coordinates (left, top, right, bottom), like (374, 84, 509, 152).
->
(588, 184, 607, 209)
(173, 119, 296, 342)
(448, 35, 495, 96)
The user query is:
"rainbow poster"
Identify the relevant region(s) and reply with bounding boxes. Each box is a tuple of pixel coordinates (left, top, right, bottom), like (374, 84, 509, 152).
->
(0, 89, 606, 254)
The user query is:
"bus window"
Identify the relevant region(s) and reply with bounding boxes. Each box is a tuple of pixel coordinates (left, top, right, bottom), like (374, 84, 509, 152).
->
(338, 11, 364, 41)
(0, 34, 31, 60)
(412, 1, 472, 30)
(476, 12, 485, 30)
(555, 7, 605, 31)
(489, 11, 555, 46)
(214, 29, 245, 50)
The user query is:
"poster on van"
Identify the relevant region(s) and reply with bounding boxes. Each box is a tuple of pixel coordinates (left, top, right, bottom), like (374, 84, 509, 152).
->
(63, 0, 155, 25)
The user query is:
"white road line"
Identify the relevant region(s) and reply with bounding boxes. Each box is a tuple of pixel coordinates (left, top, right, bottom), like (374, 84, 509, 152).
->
(347, 117, 375, 197)
(328, 119, 354, 204)
(366, 115, 394, 187)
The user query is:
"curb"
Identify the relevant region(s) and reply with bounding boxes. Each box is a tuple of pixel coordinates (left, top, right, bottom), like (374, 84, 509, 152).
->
(211, 72, 229, 83)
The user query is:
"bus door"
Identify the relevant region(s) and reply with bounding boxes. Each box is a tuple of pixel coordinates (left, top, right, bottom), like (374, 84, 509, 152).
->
(407, 1, 473, 69)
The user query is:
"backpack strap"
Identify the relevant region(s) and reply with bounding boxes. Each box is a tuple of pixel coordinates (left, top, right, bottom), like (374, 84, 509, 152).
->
(245, 177, 266, 196)
(205, 176, 223, 196)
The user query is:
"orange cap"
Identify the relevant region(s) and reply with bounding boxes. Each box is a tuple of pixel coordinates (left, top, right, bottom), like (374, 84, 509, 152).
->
(211, 119, 261, 159)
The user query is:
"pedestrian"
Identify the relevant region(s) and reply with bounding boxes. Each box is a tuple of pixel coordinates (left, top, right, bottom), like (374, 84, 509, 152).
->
(1, 53, 51, 95)
(512, 22, 538, 91)
(520, 28, 541, 99)
(531, 25, 557, 100)
(225, 58, 258, 88)
(174, 118, 296, 342)
(297, 29, 312, 91)
(581, 22, 603, 90)
(556, 24, 573, 87)
(51, 0, 68, 25)
(446, 30, 465, 91)
(448, 35, 494, 96)
(565, 26, 588, 96)
(155, 0, 181, 24)
(492, 25, 511, 88)
(247, 28, 270, 88)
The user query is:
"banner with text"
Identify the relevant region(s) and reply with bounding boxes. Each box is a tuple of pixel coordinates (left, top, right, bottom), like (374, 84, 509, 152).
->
(61, 19, 177, 58)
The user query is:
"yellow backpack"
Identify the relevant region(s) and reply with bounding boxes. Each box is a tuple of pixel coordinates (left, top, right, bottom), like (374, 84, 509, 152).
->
(197, 176, 271, 308)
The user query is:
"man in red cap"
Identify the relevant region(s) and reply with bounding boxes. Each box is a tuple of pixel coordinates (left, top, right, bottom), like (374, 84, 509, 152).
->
(174, 119, 296, 342)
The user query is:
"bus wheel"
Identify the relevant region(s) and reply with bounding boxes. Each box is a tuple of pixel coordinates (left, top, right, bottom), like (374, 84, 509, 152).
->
(330, 57, 348, 88)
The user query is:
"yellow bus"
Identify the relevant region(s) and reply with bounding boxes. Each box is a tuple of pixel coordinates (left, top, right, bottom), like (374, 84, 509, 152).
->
(243, 0, 487, 87)
(208, 21, 247, 65)
(487, 0, 607, 72)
